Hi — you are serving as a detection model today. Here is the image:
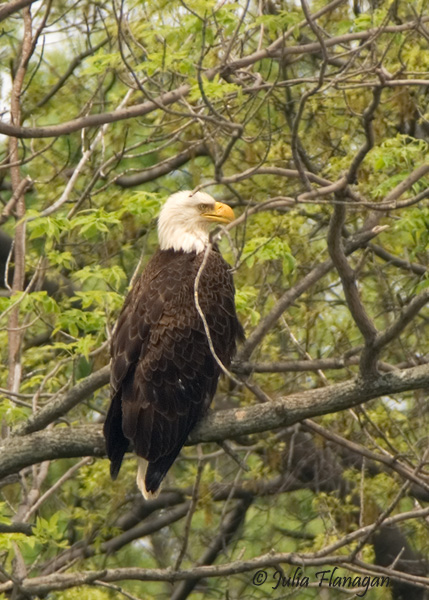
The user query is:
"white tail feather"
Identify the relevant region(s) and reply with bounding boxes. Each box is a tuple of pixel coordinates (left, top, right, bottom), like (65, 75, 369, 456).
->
(136, 457, 161, 500)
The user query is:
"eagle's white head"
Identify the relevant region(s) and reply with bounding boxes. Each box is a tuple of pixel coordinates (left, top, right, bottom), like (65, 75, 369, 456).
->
(158, 190, 235, 254)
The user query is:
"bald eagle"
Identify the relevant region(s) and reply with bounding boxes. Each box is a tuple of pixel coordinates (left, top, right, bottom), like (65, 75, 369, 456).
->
(104, 191, 243, 499)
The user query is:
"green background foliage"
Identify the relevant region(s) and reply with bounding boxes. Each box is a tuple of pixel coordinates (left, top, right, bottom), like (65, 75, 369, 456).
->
(0, 0, 428, 598)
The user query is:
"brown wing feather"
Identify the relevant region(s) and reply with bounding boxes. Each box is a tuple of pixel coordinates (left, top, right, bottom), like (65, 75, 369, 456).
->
(104, 247, 242, 493)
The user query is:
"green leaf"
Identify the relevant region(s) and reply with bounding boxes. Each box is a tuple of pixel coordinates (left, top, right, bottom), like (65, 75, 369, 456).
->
(28, 216, 70, 241)
(70, 209, 122, 240)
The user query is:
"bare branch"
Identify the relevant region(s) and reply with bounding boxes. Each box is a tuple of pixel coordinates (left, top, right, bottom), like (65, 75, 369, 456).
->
(369, 243, 427, 276)
(31, 38, 109, 112)
(372, 289, 429, 358)
(240, 224, 386, 361)
(115, 143, 209, 188)
(228, 18, 429, 70)
(234, 357, 358, 373)
(14, 365, 110, 436)
(0, 176, 32, 226)
(2, 536, 429, 595)
(0, 84, 192, 139)
(346, 87, 382, 184)
(327, 198, 378, 376)
(0, 0, 38, 22)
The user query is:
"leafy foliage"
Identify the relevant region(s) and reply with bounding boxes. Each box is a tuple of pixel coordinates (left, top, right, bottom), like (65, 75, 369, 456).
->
(0, 0, 428, 599)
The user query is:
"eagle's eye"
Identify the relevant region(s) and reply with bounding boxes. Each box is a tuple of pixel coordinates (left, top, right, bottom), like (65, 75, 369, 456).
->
(198, 203, 209, 212)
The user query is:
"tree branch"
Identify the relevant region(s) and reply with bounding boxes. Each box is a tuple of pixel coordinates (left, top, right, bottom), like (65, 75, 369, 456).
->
(239, 224, 386, 361)
(7, 6, 33, 395)
(1, 363, 428, 479)
(1, 541, 429, 595)
(114, 143, 209, 188)
(170, 496, 253, 600)
(369, 243, 427, 276)
(30, 38, 109, 112)
(234, 358, 355, 373)
(0, 0, 38, 22)
(0, 177, 32, 226)
(327, 198, 378, 376)
(1, 18, 427, 140)
(15, 365, 110, 436)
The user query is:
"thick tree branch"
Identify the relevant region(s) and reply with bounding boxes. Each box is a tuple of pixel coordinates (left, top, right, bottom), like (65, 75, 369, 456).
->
(0, 0, 38, 22)
(1, 363, 428, 479)
(0, 426, 106, 479)
(191, 364, 429, 443)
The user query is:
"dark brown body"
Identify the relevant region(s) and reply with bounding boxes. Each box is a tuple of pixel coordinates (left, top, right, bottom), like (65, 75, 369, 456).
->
(104, 247, 243, 495)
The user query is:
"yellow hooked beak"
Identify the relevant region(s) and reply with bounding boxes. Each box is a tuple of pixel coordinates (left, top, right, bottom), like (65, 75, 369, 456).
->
(202, 201, 235, 224)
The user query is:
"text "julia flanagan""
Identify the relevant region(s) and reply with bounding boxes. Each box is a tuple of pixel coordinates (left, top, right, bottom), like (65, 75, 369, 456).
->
(252, 567, 390, 597)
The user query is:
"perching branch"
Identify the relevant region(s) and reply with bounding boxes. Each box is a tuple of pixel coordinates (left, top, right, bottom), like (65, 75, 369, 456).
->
(1, 363, 428, 479)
